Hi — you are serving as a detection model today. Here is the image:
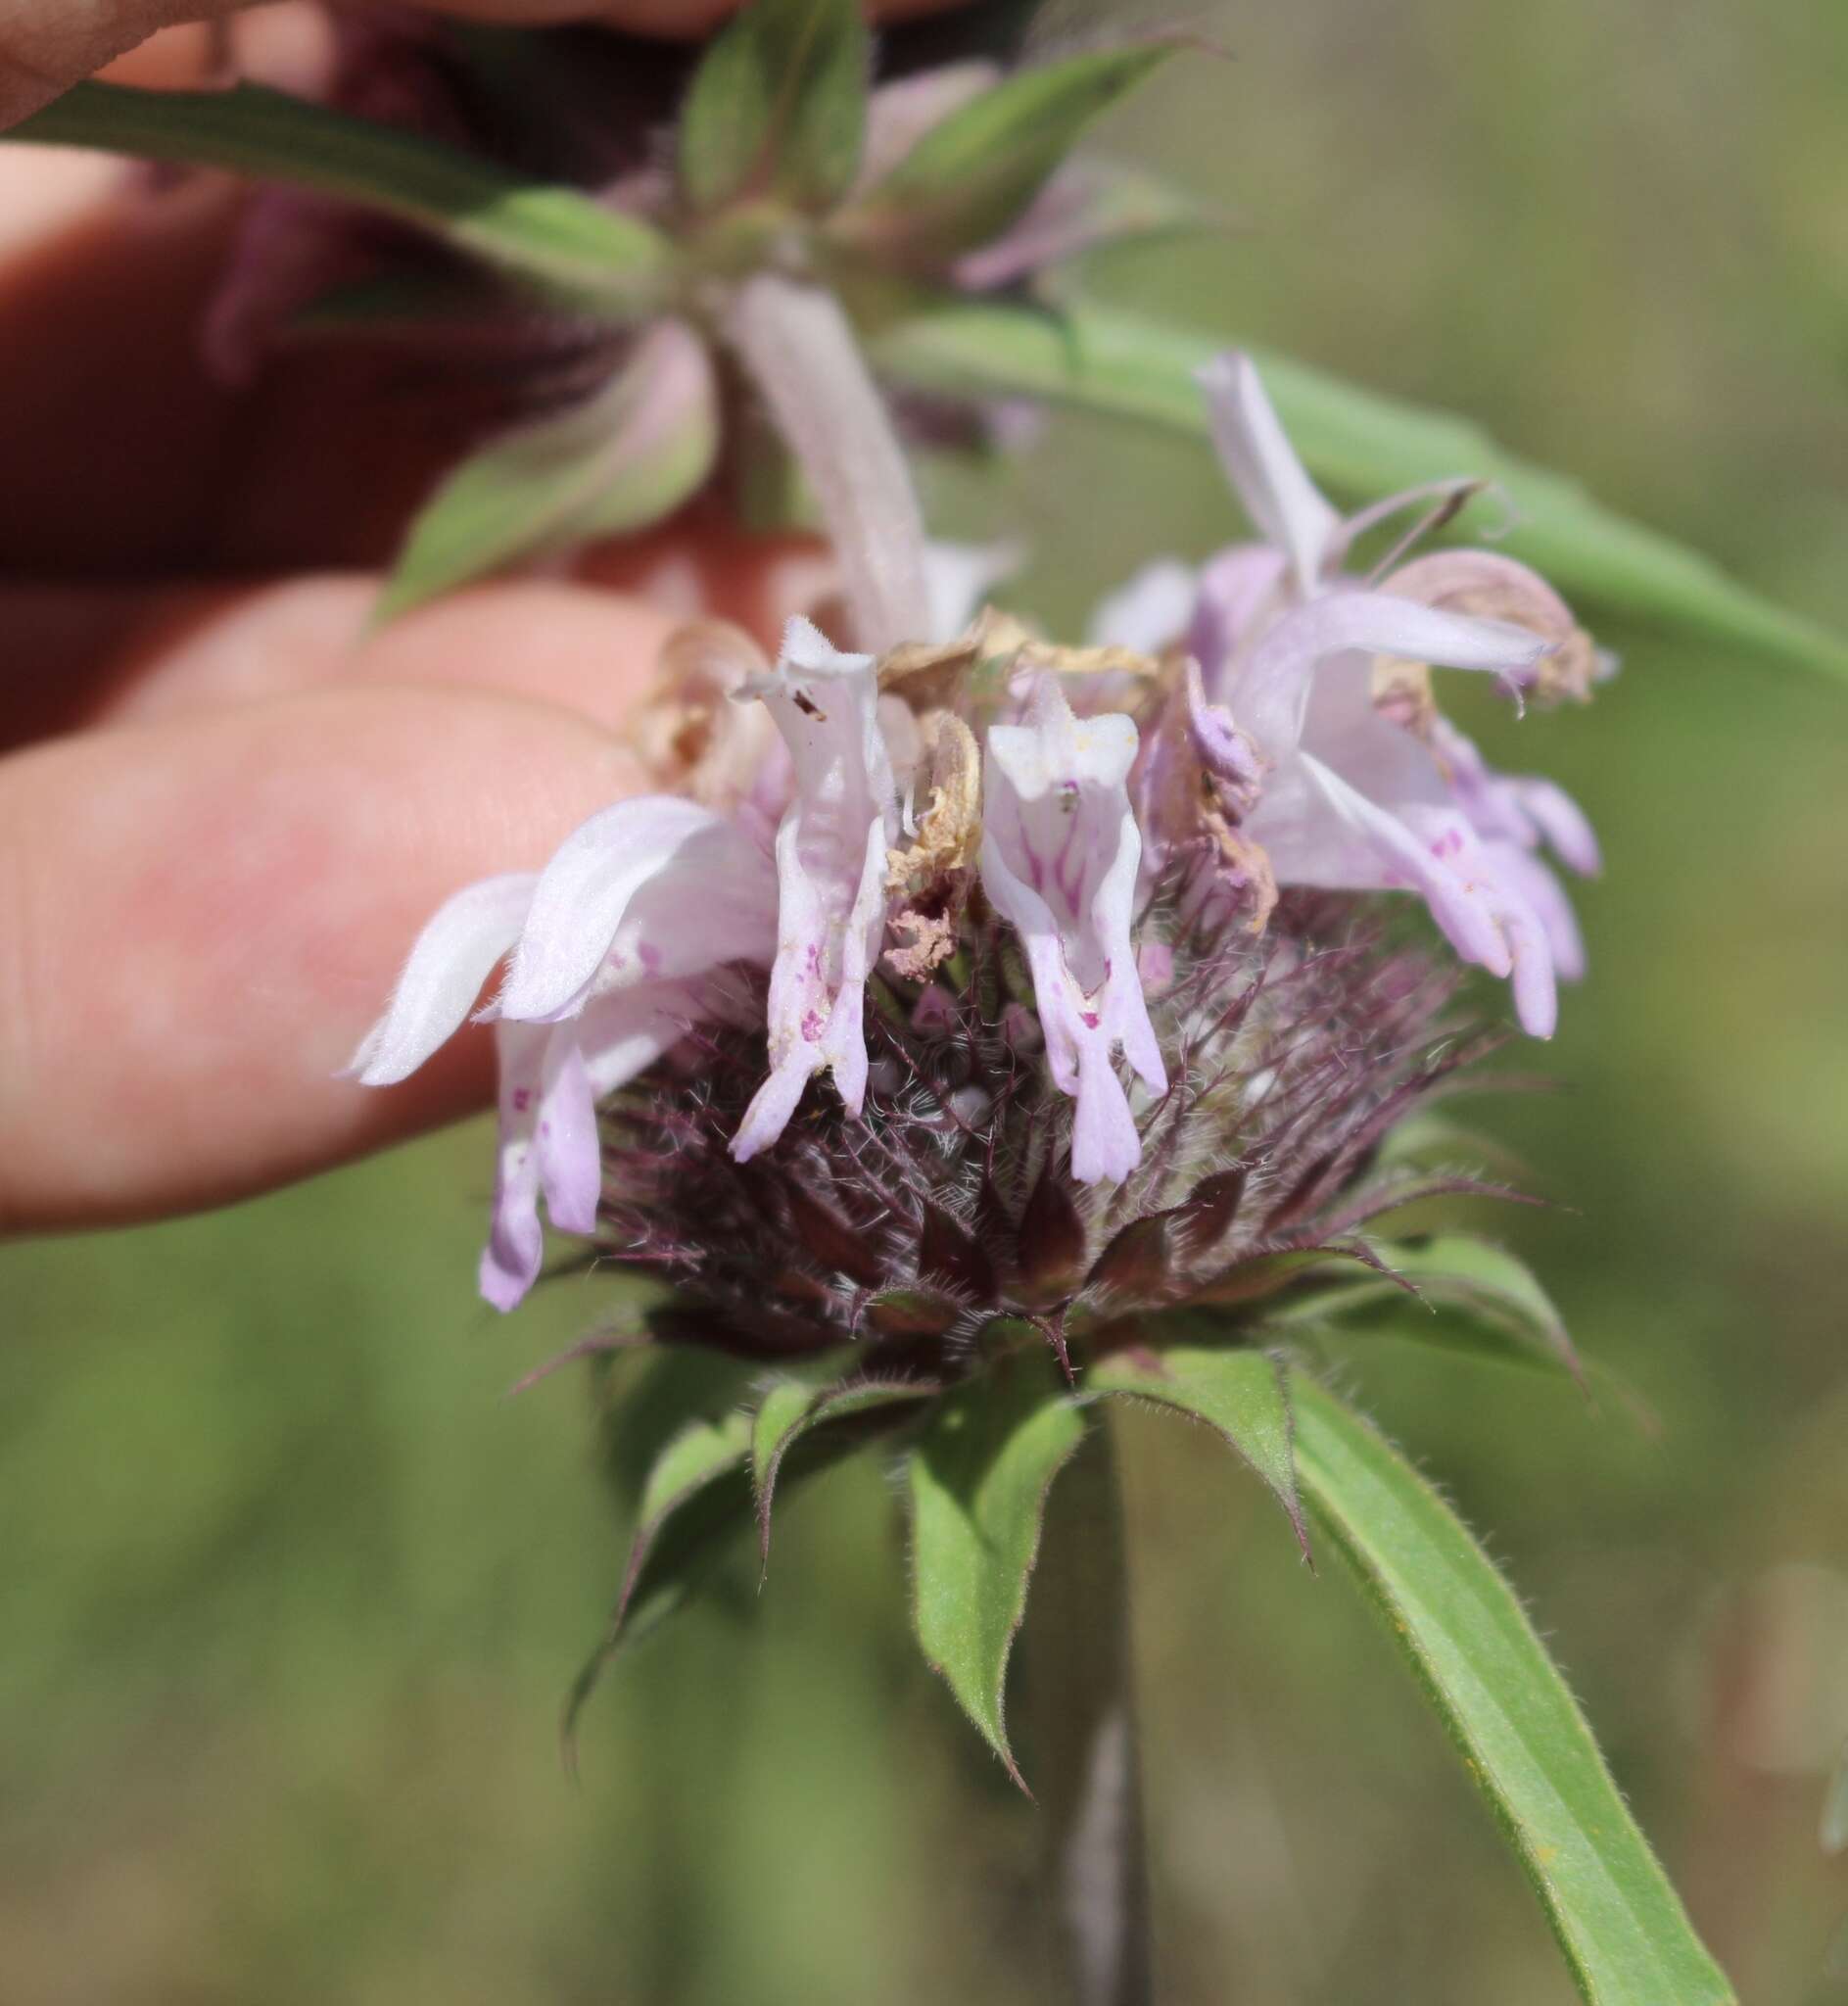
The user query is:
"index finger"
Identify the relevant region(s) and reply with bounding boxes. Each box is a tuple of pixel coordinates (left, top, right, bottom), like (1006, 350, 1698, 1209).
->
(0, 0, 960, 130)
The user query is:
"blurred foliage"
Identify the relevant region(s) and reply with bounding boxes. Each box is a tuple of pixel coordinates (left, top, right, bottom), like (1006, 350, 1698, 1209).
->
(6, 0, 1848, 2000)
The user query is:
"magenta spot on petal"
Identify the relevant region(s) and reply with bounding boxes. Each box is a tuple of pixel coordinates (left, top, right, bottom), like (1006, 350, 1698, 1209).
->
(639, 941, 663, 974)
(512, 1088, 532, 1113)
(1081, 1009, 1101, 1029)
(801, 1008, 828, 1041)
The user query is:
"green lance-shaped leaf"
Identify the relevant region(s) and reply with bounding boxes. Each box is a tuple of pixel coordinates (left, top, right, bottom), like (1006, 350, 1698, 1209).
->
(570, 1350, 927, 1751)
(563, 1350, 758, 1751)
(750, 1373, 936, 1564)
(376, 317, 719, 623)
(841, 42, 1177, 266)
(8, 82, 666, 310)
(677, 0, 871, 215)
(1290, 1373, 1735, 2006)
(1279, 1233, 1582, 1383)
(870, 298, 1848, 678)
(907, 1352, 1086, 1785)
(566, 1411, 755, 1749)
(1088, 1344, 1308, 1558)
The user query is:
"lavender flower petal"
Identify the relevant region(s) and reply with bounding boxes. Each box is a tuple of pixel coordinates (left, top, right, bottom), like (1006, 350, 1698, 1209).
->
(1197, 351, 1342, 596)
(498, 797, 771, 1024)
(981, 677, 1164, 1183)
(347, 871, 537, 1085)
(733, 618, 900, 1159)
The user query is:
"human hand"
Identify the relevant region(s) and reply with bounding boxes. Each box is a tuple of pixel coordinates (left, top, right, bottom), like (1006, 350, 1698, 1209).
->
(0, 1, 937, 1232)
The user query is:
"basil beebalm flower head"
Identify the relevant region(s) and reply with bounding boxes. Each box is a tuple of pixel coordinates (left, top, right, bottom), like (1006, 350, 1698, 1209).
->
(351, 355, 1598, 1330)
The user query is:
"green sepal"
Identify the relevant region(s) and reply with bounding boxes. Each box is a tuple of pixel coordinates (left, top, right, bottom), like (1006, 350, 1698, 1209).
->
(1290, 1374, 1735, 2006)
(677, 0, 871, 215)
(842, 42, 1177, 266)
(375, 318, 718, 623)
(907, 1352, 1086, 1786)
(1089, 1344, 1307, 1558)
(750, 1373, 936, 1566)
(870, 297, 1848, 677)
(9, 82, 667, 310)
(1277, 1232, 1582, 1384)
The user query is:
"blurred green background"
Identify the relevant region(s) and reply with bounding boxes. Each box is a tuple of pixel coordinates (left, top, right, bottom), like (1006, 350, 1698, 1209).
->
(6, 2, 1848, 1999)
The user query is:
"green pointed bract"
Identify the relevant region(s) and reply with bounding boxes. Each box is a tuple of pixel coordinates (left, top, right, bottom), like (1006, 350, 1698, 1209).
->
(375, 318, 719, 623)
(1277, 1233, 1582, 1384)
(1089, 1346, 1308, 1559)
(907, 1353, 1086, 1786)
(750, 1374, 935, 1565)
(566, 1412, 753, 1748)
(844, 43, 1177, 266)
(1372, 1111, 1533, 1183)
(562, 1351, 759, 1751)
(8, 82, 666, 310)
(1290, 1375, 1736, 2006)
(677, 0, 871, 215)
(870, 298, 1848, 678)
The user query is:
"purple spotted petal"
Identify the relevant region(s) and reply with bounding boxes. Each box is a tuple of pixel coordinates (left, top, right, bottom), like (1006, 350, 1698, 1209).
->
(1430, 718, 1601, 877)
(980, 677, 1164, 1184)
(1258, 755, 1503, 970)
(732, 618, 899, 1160)
(533, 1032, 600, 1238)
(481, 1021, 549, 1313)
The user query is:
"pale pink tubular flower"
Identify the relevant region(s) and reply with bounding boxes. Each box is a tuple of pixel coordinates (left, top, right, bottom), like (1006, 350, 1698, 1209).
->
(980, 676, 1166, 1183)
(348, 798, 777, 1309)
(732, 618, 901, 1160)
(352, 613, 907, 1308)
(349, 540, 1010, 1309)
(1095, 351, 1601, 1038)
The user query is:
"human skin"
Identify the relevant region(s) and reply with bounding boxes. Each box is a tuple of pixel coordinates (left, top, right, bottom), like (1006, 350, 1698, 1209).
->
(0, 1, 945, 1231)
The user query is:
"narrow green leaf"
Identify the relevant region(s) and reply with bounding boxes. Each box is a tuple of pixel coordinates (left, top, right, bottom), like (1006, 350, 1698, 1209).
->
(1281, 1233, 1581, 1383)
(1090, 1345, 1307, 1556)
(376, 318, 718, 622)
(677, 0, 870, 214)
(9, 82, 665, 308)
(1290, 1375, 1735, 2005)
(908, 1352, 1086, 1784)
(870, 298, 1848, 676)
(844, 43, 1175, 265)
(750, 1373, 935, 1563)
(584, 1409, 754, 1681)
(562, 1352, 757, 1750)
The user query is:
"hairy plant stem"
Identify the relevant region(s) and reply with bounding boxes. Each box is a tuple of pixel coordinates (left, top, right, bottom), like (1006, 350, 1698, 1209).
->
(1021, 1414, 1153, 2006)
(725, 271, 930, 651)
